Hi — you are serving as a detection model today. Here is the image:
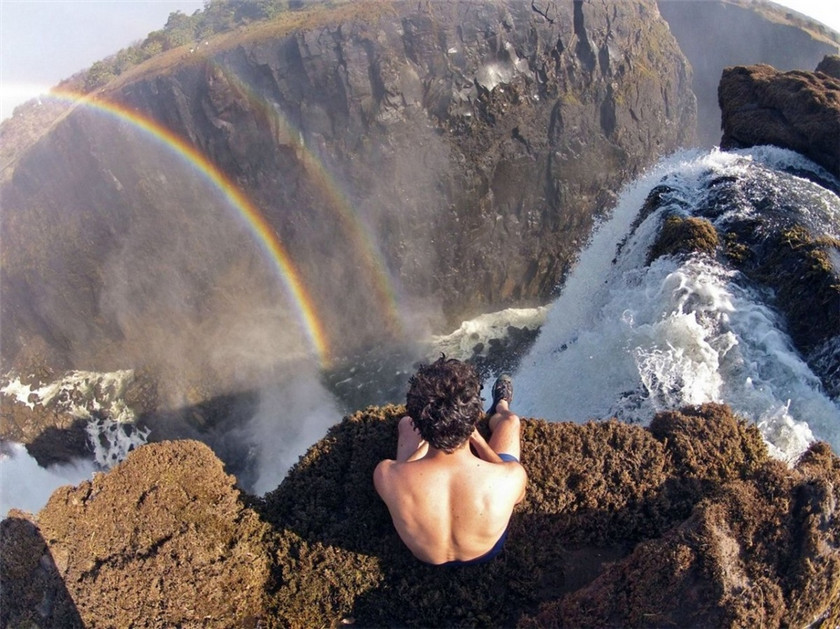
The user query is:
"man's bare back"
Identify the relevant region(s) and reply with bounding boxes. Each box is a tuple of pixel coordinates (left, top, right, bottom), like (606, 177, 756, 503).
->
(374, 362, 527, 566)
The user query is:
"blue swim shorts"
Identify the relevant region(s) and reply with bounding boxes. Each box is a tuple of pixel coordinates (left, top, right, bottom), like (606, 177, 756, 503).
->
(498, 452, 519, 462)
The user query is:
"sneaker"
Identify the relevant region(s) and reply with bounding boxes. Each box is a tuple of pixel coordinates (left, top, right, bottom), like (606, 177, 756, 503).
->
(488, 374, 513, 416)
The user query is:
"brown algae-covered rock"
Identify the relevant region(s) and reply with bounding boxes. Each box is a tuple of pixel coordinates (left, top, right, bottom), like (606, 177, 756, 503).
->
(2, 404, 837, 627)
(258, 403, 838, 626)
(33, 440, 273, 627)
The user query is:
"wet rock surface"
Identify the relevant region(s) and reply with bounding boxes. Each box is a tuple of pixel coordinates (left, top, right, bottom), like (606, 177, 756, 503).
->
(637, 133, 840, 400)
(0, 369, 155, 466)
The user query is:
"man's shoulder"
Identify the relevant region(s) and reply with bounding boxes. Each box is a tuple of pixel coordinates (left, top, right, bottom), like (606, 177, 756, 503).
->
(479, 457, 527, 492)
(374, 458, 416, 484)
(374, 458, 397, 476)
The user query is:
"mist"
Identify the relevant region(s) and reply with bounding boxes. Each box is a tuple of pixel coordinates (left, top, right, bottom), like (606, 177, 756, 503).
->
(4, 0, 837, 516)
(0, 443, 95, 517)
(233, 372, 344, 495)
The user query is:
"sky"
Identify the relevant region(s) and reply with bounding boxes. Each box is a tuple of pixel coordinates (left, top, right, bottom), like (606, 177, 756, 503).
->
(0, 0, 203, 120)
(0, 0, 839, 120)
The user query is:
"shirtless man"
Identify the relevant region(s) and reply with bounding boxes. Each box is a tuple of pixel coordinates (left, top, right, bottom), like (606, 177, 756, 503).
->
(373, 356, 527, 566)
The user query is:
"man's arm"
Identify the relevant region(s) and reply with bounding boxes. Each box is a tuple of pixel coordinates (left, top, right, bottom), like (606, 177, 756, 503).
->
(470, 429, 527, 504)
(373, 459, 390, 500)
(469, 428, 504, 463)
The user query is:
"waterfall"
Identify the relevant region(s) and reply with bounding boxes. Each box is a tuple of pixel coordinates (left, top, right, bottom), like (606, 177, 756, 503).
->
(515, 148, 840, 463)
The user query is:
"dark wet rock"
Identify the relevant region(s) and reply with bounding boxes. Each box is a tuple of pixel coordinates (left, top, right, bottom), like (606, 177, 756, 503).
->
(719, 63, 840, 178)
(0, 369, 157, 466)
(638, 164, 840, 399)
(737, 225, 840, 352)
(647, 215, 719, 263)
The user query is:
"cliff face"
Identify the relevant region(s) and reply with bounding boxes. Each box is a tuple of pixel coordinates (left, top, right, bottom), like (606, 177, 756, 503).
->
(3, 405, 838, 627)
(0, 0, 694, 388)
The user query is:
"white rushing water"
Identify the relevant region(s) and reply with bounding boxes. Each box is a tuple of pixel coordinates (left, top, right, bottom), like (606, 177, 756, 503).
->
(515, 148, 840, 463)
(0, 370, 149, 516)
(0, 443, 96, 516)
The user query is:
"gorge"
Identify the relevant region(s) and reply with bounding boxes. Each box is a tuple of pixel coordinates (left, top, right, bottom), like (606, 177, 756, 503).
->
(1, 0, 839, 626)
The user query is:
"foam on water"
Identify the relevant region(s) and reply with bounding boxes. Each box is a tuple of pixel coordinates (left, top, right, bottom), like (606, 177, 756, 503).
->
(430, 306, 549, 361)
(0, 370, 150, 515)
(516, 148, 840, 463)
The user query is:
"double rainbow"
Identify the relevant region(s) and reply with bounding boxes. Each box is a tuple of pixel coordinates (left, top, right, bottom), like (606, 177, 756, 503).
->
(39, 88, 340, 365)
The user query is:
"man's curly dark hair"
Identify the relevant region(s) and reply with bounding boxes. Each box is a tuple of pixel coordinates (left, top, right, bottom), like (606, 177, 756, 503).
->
(405, 356, 484, 453)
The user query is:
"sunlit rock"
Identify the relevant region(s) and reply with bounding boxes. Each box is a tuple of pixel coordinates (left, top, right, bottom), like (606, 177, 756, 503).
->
(719, 63, 840, 178)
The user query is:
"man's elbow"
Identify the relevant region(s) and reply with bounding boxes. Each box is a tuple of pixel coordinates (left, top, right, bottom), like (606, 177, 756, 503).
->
(372, 460, 388, 497)
(515, 469, 527, 504)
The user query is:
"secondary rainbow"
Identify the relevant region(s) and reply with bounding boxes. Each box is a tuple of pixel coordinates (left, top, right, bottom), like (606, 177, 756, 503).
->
(206, 63, 406, 338)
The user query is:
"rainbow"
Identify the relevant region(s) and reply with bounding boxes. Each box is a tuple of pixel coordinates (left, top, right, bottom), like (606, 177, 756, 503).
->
(203, 63, 405, 338)
(43, 88, 332, 366)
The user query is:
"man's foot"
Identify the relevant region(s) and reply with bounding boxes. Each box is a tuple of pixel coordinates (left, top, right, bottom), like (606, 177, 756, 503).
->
(488, 374, 513, 416)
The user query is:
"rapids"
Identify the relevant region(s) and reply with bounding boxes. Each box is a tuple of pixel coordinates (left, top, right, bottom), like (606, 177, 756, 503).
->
(515, 147, 840, 463)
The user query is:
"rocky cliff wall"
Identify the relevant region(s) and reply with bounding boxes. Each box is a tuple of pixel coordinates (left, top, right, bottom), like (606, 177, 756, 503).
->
(0, 0, 694, 385)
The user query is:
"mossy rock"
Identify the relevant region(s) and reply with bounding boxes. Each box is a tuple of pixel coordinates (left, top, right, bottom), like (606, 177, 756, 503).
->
(31, 440, 274, 628)
(525, 446, 840, 628)
(650, 402, 768, 484)
(747, 226, 840, 350)
(5, 405, 837, 627)
(647, 214, 719, 263)
(257, 403, 800, 627)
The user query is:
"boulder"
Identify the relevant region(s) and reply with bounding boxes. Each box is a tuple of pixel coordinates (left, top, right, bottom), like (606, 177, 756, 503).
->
(719, 63, 840, 178)
(1, 440, 274, 627)
(646, 215, 719, 263)
(816, 54, 840, 79)
(2, 405, 838, 626)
